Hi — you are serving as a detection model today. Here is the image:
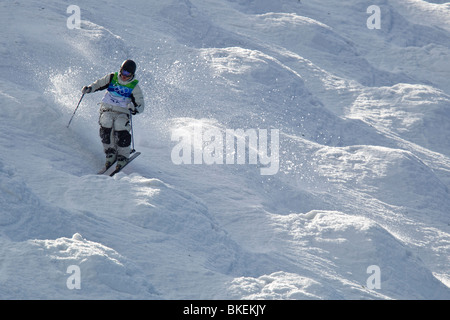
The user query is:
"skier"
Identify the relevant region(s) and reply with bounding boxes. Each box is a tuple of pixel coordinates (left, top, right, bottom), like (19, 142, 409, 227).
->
(82, 60, 145, 171)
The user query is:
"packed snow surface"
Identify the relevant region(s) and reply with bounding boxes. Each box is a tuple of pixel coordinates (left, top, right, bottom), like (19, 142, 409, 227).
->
(0, 0, 449, 299)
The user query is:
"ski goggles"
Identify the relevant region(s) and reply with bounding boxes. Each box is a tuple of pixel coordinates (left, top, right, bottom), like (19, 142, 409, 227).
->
(120, 70, 133, 77)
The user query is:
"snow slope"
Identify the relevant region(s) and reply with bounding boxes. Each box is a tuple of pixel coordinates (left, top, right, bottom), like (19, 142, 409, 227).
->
(0, 0, 449, 299)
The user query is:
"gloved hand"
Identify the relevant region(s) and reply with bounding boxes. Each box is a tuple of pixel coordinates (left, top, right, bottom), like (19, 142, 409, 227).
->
(128, 103, 138, 115)
(82, 86, 92, 94)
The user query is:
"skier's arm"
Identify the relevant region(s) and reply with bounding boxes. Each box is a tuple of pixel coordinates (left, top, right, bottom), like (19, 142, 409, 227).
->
(82, 74, 114, 94)
(130, 84, 145, 114)
(90, 73, 114, 92)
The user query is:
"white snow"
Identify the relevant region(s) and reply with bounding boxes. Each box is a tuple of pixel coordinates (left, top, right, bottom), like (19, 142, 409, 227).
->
(0, 0, 449, 299)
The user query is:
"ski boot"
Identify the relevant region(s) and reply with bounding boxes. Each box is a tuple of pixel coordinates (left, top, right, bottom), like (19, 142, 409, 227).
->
(115, 155, 128, 171)
(105, 153, 117, 170)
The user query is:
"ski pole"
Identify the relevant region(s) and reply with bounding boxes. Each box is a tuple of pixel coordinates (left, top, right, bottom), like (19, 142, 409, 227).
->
(129, 109, 136, 154)
(67, 93, 85, 128)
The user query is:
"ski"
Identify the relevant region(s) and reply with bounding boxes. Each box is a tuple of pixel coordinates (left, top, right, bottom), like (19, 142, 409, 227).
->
(97, 161, 116, 175)
(109, 152, 141, 177)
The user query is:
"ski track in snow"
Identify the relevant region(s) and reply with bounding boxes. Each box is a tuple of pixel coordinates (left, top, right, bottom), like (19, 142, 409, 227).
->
(0, 0, 449, 299)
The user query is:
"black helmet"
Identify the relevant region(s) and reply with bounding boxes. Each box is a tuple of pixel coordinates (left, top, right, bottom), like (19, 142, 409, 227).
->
(120, 59, 136, 76)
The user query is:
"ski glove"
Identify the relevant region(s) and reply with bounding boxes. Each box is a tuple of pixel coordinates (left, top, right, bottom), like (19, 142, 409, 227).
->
(82, 86, 92, 94)
(128, 103, 138, 115)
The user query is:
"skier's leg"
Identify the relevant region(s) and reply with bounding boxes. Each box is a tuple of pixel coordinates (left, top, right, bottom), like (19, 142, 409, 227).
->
(113, 113, 132, 168)
(99, 111, 117, 166)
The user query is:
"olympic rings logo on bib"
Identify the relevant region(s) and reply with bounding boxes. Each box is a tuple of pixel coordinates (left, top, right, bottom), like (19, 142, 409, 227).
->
(113, 85, 131, 96)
